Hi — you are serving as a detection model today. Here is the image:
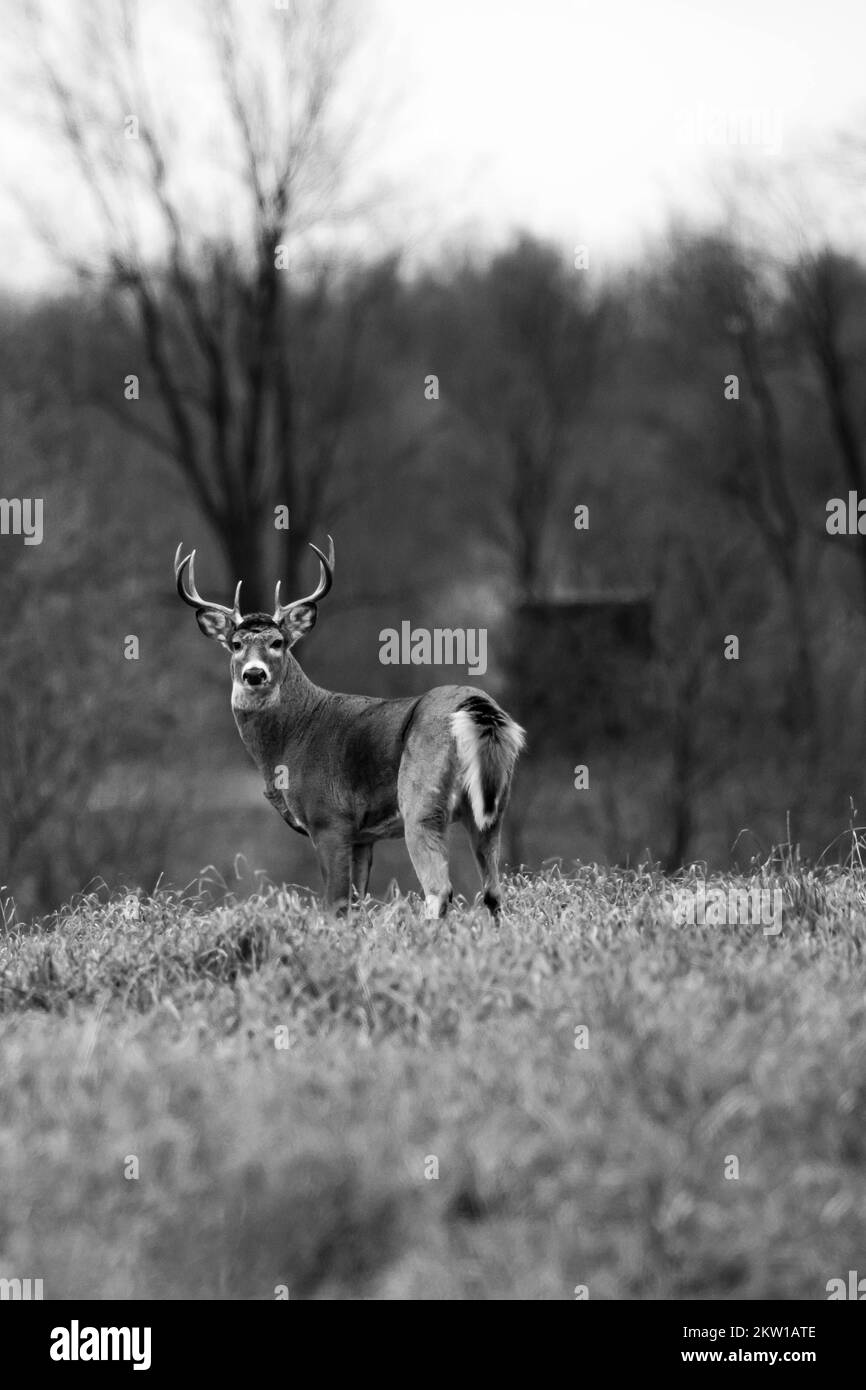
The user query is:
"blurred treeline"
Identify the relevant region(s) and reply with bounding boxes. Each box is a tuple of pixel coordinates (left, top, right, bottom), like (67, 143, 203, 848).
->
(3, 225, 866, 915)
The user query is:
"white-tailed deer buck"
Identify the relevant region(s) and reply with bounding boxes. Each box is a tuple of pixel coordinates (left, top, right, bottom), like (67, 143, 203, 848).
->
(174, 538, 524, 918)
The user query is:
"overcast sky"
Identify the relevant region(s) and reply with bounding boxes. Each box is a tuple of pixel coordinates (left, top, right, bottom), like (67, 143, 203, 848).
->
(1, 0, 864, 293)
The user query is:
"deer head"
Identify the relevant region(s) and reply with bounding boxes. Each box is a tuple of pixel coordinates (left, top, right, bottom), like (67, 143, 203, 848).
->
(174, 538, 335, 708)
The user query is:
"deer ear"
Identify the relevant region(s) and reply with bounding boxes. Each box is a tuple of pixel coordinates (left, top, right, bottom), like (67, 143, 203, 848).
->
(279, 602, 317, 648)
(196, 608, 235, 647)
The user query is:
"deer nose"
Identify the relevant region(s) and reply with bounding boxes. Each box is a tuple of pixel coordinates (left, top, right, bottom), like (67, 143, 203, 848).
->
(242, 665, 268, 687)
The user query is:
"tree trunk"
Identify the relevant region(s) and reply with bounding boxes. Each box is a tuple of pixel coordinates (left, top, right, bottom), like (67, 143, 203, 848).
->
(221, 514, 270, 614)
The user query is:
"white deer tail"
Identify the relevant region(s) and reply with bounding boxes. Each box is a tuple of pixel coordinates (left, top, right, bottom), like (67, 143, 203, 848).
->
(450, 695, 525, 831)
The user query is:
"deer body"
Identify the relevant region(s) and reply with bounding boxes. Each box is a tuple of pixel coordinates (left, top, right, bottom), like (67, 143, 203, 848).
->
(175, 540, 524, 917)
(237, 676, 421, 847)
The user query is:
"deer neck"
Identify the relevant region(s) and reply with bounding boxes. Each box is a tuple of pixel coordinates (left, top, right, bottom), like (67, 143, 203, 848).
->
(232, 655, 326, 782)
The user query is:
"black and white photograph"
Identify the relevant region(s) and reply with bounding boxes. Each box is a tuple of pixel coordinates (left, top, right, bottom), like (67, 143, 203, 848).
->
(1, 0, 866, 1343)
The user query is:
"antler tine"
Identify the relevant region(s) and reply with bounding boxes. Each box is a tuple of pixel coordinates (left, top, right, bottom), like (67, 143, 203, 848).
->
(302, 537, 334, 605)
(188, 551, 206, 607)
(273, 536, 335, 619)
(174, 543, 241, 618)
(175, 546, 200, 609)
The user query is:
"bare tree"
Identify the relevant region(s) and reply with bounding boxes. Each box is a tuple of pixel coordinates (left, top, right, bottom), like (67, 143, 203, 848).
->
(0, 413, 178, 916)
(662, 232, 817, 734)
(24, 0, 377, 605)
(652, 536, 721, 871)
(786, 247, 866, 611)
(442, 238, 619, 604)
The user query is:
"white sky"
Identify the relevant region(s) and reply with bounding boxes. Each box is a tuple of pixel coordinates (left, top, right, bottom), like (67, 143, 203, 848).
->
(1, 0, 864, 292)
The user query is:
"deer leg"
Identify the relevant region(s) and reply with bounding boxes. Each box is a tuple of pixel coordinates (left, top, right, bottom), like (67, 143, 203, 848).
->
(399, 739, 455, 919)
(314, 831, 353, 915)
(403, 810, 452, 919)
(466, 819, 503, 921)
(351, 843, 373, 902)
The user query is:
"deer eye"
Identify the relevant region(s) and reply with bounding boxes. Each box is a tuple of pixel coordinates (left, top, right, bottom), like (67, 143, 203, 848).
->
(231, 638, 243, 652)
(269, 638, 284, 651)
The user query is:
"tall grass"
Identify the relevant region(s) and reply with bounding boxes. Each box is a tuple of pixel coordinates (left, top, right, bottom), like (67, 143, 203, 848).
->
(1, 865, 865, 1298)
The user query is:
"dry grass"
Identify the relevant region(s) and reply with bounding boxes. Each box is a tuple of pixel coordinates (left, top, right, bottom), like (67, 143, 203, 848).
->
(1, 864, 865, 1299)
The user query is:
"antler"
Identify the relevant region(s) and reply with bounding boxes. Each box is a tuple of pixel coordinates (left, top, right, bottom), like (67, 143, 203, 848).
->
(174, 544, 243, 621)
(273, 536, 335, 620)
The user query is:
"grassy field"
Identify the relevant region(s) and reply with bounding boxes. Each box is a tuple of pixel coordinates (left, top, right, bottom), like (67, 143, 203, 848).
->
(1, 862, 865, 1300)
